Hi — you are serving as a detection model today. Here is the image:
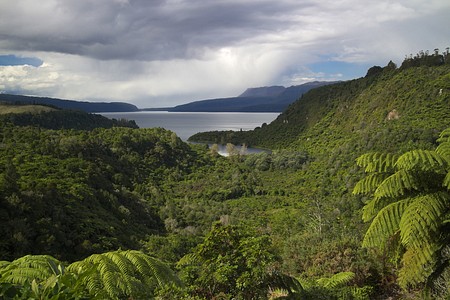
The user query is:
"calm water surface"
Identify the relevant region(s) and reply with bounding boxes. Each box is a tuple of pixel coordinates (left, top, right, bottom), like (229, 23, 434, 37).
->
(100, 111, 279, 141)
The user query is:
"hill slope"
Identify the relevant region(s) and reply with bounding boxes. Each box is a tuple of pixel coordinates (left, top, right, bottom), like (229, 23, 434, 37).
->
(0, 103, 138, 130)
(0, 93, 139, 112)
(189, 63, 450, 151)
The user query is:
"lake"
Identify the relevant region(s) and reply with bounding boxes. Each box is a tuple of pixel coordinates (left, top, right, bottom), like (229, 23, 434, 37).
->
(100, 111, 279, 141)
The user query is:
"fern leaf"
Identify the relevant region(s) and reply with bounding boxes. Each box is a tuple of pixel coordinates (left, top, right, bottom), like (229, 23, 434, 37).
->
(374, 169, 419, 199)
(396, 150, 447, 172)
(317, 272, 355, 289)
(0, 255, 61, 285)
(443, 172, 450, 189)
(437, 128, 450, 143)
(362, 196, 395, 222)
(68, 250, 181, 299)
(436, 141, 450, 162)
(104, 252, 135, 276)
(356, 152, 399, 173)
(400, 193, 450, 249)
(398, 243, 439, 288)
(362, 199, 411, 249)
(177, 252, 200, 267)
(265, 271, 303, 294)
(353, 173, 387, 195)
(124, 250, 182, 287)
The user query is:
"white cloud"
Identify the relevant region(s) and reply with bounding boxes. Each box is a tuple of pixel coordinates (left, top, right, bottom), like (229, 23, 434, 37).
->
(0, 0, 448, 107)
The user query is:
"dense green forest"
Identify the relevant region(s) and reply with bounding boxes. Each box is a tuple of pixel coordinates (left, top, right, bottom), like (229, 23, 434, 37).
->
(1, 50, 449, 299)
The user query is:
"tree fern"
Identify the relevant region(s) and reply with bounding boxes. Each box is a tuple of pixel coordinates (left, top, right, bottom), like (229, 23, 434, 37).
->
(362, 195, 397, 222)
(353, 173, 388, 196)
(436, 141, 450, 161)
(396, 150, 447, 172)
(0, 255, 62, 285)
(362, 199, 410, 250)
(374, 169, 419, 199)
(399, 193, 449, 249)
(316, 272, 355, 289)
(356, 152, 399, 173)
(398, 243, 440, 288)
(355, 127, 450, 291)
(67, 250, 181, 299)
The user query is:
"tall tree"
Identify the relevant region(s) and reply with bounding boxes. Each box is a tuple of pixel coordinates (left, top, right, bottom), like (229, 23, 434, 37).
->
(177, 222, 302, 299)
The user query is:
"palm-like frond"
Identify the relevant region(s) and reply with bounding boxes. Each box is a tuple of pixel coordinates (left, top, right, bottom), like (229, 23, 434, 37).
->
(436, 141, 450, 160)
(0, 255, 62, 285)
(316, 272, 355, 289)
(356, 152, 399, 173)
(399, 193, 450, 249)
(362, 199, 411, 250)
(362, 195, 397, 222)
(443, 172, 450, 190)
(398, 243, 440, 288)
(437, 128, 450, 143)
(353, 173, 388, 196)
(396, 150, 447, 172)
(67, 250, 181, 299)
(356, 128, 450, 290)
(374, 169, 419, 199)
(265, 271, 303, 294)
(176, 252, 200, 268)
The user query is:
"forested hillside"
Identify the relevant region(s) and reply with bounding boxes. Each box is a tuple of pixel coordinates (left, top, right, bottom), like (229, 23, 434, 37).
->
(0, 51, 449, 299)
(0, 93, 139, 112)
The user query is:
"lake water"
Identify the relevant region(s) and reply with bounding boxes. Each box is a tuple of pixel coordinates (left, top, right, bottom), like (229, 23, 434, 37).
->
(100, 111, 279, 141)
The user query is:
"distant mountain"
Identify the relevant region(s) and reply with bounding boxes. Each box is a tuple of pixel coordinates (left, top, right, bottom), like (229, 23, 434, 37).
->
(189, 61, 450, 149)
(166, 81, 336, 112)
(0, 93, 139, 112)
(239, 86, 285, 97)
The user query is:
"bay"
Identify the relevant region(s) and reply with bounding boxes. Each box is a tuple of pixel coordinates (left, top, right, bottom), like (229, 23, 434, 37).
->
(100, 111, 279, 141)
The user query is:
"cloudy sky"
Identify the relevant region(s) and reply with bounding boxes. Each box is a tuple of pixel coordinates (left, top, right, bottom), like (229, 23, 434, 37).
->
(0, 0, 448, 108)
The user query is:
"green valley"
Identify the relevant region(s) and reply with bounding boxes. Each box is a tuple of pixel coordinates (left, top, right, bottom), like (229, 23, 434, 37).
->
(0, 50, 449, 299)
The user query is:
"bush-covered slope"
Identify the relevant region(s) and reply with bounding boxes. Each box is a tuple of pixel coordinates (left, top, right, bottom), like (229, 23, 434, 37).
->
(190, 63, 450, 151)
(0, 124, 203, 261)
(0, 107, 138, 130)
(0, 93, 139, 112)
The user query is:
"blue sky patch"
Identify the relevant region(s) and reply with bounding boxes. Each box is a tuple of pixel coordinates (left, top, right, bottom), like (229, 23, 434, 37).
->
(0, 54, 43, 67)
(308, 60, 372, 80)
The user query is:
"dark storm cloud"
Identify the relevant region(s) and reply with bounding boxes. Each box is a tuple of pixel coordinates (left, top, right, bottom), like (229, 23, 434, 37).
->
(0, 0, 448, 107)
(0, 0, 307, 61)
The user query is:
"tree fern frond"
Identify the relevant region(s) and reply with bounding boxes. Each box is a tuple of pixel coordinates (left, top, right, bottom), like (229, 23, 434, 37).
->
(443, 172, 450, 189)
(317, 272, 355, 289)
(398, 243, 440, 288)
(400, 193, 450, 249)
(436, 141, 450, 161)
(104, 252, 136, 277)
(177, 252, 200, 267)
(130, 250, 182, 287)
(374, 169, 419, 199)
(362, 199, 411, 249)
(362, 196, 396, 222)
(353, 173, 388, 195)
(437, 128, 450, 143)
(67, 250, 181, 299)
(396, 150, 447, 172)
(265, 271, 303, 294)
(356, 152, 399, 173)
(0, 255, 62, 285)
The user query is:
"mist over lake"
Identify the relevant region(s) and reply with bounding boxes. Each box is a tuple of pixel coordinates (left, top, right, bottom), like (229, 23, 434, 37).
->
(100, 111, 279, 141)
